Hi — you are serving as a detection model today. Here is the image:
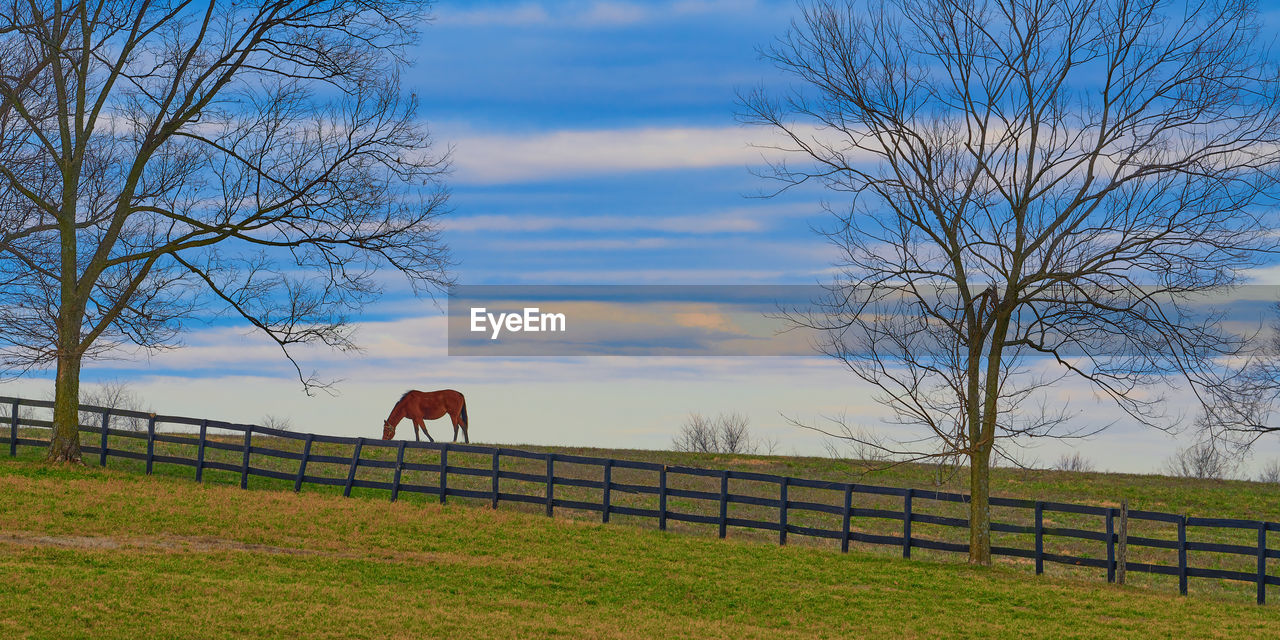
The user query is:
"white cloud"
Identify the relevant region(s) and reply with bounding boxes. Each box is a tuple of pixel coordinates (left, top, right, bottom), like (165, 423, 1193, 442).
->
(436, 0, 762, 29)
(440, 119, 873, 184)
(448, 125, 779, 183)
(579, 1, 649, 26)
(445, 203, 815, 234)
(1242, 263, 1280, 286)
(435, 2, 552, 26)
(470, 267, 810, 284)
(449, 214, 758, 234)
(485, 237, 686, 251)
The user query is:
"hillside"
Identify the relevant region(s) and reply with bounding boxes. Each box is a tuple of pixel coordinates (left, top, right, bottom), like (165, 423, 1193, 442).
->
(0, 460, 1276, 639)
(4, 427, 1278, 603)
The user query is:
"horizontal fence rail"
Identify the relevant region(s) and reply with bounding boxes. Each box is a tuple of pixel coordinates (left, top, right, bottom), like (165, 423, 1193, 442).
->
(2, 396, 1276, 605)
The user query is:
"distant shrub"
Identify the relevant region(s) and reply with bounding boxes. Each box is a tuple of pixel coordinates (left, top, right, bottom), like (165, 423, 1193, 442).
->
(1163, 441, 1237, 480)
(1052, 452, 1095, 473)
(672, 412, 774, 455)
(1258, 460, 1280, 484)
(78, 380, 152, 432)
(260, 414, 295, 432)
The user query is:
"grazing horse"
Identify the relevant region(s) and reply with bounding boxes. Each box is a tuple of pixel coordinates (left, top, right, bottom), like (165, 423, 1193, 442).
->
(381, 389, 469, 443)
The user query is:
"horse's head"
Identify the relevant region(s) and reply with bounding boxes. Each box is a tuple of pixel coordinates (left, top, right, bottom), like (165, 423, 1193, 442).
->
(381, 421, 395, 440)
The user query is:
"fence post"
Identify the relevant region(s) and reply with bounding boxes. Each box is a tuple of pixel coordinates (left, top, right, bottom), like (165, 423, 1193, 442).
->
(1035, 501, 1044, 575)
(718, 470, 729, 539)
(9, 400, 17, 456)
(391, 442, 405, 503)
(1178, 515, 1188, 596)
(1107, 508, 1116, 583)
(195, 419, 208, 483)
(602, 460, 612, 523)
(841, 484, 853, 553)
(1258, 522, 1268, 606)
(144, 415, 157, 474)
(492, 448, 501, 509)
(98, 411, 110, 467)
(545, 453, 555, 517)
(658, 466, 668, 531)
(1118, 499, 1128, 585)
(439, 444, 449, 505)
(343, 438, 364, 498)
(294, 434, 313, 492)
(902, 488, 913, 558)
(779, 477, 790, 546)
(239, 427, 253, 489)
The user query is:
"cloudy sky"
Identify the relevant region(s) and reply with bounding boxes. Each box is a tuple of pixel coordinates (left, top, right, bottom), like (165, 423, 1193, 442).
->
(6, 0, 1280, 474)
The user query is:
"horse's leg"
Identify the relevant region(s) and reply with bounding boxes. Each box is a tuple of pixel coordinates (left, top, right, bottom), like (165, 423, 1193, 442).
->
(412, 420, 420, 441)
(451, 412, 459, 443)
(455, 412, 468, 444)
(416, 418, 433, 443)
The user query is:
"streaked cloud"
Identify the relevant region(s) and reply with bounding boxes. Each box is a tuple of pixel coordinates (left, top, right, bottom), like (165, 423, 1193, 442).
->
(437, 0, 764, 28)
(448, 125, 779, 183)
(469, 267, 812, 284)
(445, 203, 815, 234)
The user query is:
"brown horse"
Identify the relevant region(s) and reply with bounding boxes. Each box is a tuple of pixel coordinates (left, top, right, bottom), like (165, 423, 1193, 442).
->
(381, 389, 469, 443)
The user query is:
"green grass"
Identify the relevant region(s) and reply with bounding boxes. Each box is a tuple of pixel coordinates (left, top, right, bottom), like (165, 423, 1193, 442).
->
(0, 460, 1276, 639)
(4, 423, 1279, 604)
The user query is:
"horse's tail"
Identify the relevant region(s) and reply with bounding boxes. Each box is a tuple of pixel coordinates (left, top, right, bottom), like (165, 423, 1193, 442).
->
(459, 397, 469, 430)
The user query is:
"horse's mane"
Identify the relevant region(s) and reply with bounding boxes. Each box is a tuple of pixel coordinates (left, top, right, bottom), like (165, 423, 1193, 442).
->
(397, 390, 414, 403)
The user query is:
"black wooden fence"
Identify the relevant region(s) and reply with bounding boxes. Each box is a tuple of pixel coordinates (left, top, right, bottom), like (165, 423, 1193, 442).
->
(2, 395, 1276, 605)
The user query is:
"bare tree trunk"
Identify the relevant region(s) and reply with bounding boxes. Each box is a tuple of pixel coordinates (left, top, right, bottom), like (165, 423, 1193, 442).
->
(47, 346, 83, 464)
(968, 446, 992, 565)
(48, 203, 83, 464)
(970, 312, 1009, 565)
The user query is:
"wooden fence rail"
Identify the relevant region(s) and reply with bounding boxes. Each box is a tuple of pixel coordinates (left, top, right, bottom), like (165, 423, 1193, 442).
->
(2, 395, 1276, 605)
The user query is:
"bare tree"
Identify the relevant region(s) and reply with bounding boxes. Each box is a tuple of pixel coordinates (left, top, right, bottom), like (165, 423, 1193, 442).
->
(1191, 300, 1280, 450)
(672, 412, 765, 455)
(1164, 440, 1238, 480)
(1257, 460, 1280, 484)
(260, 414, 295, 433)
(0, 1, 451, 463)
(1052, 452, 1095, 474)
(816, 418, 895, 463)
(672, 413, 719, 453)
(717, 412, 752, 453)
(742, 0, 1280, 563)
(78, 379, 150, 432)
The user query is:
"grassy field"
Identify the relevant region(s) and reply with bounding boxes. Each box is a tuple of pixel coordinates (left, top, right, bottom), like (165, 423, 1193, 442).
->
(3, 419, 1278, 604)
(0, 459, 1277, 639)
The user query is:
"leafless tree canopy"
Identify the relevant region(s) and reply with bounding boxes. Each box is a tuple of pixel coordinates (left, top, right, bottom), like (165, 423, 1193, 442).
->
(1052, 451, 1095, 473)
(260, 414, 295, 433)
(0, 0, 449, 380)
(0, 1, 450, 461)
(1203, 304, 1280, 448)
(1257, 459, 1280, 484)
(1163, 439, 1238, 480)
(741, 0, 1280, 562)
(672, 412, 772, 455)
(77, 379, 150, 432)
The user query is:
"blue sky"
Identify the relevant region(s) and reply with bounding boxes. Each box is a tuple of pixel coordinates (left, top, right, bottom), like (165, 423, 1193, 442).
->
(6, 0, 1280, 474)
(420, 0, 832, 286)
